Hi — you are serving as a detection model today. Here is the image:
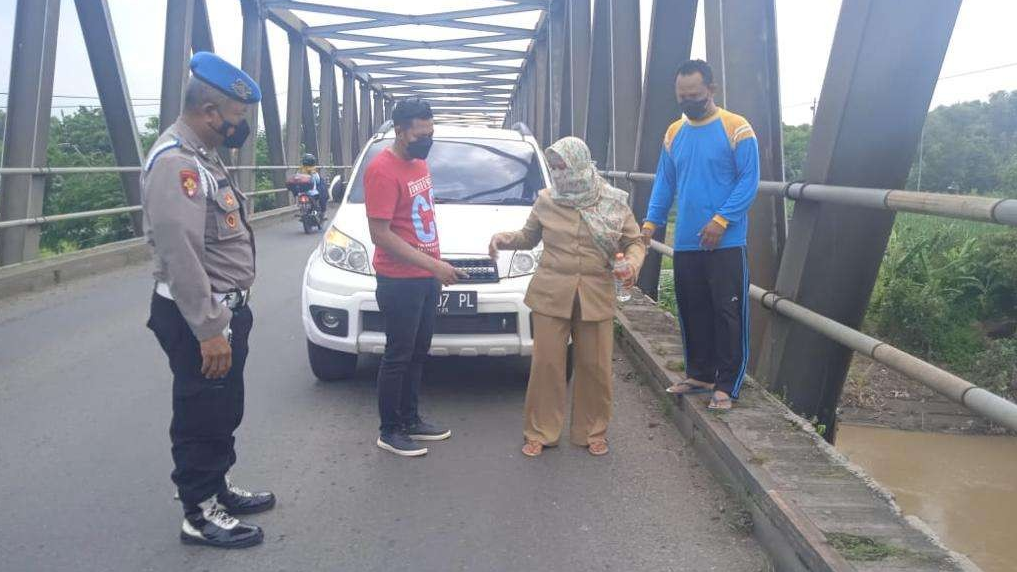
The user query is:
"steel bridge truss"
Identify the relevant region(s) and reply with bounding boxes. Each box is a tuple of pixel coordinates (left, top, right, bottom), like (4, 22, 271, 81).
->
(0, 0, 969, 438)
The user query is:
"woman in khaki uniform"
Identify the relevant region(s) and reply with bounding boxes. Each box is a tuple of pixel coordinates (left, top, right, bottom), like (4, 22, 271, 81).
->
(489, 137, 646, 457)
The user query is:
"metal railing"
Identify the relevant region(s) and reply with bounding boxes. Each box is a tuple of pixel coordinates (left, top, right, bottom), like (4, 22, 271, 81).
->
(603, 165, 1017, 431)
(0, 165, 349, 176)
(0, 165, 351, 230)
(645, 238, 1017, 433)
(601, 171, 1017, 227)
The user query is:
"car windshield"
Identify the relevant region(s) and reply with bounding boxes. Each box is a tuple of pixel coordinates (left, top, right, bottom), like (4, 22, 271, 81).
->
(346, 138, 545, 206)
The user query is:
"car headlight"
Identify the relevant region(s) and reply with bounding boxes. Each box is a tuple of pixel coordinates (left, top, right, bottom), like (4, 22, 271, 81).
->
(322, 227, 372, 275)
(509, 247, 542, 277)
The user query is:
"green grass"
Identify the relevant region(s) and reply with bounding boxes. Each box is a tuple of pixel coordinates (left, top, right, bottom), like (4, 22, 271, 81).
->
(826, 533, 905, 562)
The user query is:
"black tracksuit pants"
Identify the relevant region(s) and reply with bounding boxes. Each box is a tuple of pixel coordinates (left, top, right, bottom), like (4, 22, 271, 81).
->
(673, 247, 749, 398)
(147, 293, 252, 511)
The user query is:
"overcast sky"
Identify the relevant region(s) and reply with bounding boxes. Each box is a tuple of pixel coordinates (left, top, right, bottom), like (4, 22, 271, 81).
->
(0, 0, 1014, 128)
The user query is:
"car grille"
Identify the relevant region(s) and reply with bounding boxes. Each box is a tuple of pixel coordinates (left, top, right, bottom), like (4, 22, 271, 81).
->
(445, 258, 499, 283)
(362, 312, 518, 335)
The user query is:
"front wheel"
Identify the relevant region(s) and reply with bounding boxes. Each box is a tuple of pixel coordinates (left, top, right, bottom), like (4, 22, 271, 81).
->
(307, 340, 358, 381)
(302, 217, 314, 234)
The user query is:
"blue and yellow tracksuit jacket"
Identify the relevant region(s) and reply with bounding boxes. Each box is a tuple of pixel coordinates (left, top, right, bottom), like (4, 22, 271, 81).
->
(643, 108, 760, 251)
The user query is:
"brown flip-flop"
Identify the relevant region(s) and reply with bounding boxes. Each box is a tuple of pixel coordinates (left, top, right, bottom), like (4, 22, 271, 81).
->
(588, 440, 609, 456)
(666, 381, 714, 395)
(522, 439, 544, 457)
(708, 393, 733, 410)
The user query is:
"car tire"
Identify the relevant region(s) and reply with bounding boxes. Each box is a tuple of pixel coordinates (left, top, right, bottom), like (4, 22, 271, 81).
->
(307, 340, 358, 381)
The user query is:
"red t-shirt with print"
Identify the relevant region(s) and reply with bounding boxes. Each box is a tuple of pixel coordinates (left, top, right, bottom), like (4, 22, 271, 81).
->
(364, 148, 441, 278)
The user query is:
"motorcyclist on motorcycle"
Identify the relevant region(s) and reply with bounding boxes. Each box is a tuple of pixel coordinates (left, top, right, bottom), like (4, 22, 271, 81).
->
(299, 154, 328, 221)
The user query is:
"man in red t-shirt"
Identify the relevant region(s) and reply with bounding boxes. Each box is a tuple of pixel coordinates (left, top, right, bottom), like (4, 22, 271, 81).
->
(365, 97, 465, 457)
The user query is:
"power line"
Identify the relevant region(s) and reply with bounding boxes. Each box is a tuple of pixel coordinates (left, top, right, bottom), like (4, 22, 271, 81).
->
(939, 62, 1017, 81)
(0, 92, 161, 100)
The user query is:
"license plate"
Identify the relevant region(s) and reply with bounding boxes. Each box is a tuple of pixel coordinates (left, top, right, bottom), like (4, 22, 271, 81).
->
(438, 291, 477, 315)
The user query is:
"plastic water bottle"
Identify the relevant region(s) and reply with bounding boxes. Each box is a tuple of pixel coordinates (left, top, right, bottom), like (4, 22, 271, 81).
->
(613, 252, 632, 302)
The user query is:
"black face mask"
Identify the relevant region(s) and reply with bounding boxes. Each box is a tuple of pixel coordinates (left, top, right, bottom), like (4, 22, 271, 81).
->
(406, 136, 433, 160)
(218, 118, 251, 149)
(680, 97, 711, 120)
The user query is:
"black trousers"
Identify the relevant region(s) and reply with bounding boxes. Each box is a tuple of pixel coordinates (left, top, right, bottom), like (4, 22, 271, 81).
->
(375, 276, 439, 435)
(673, 247, 749, 398)
(147, 293, 252, 509)
(317, 191, 329, 216)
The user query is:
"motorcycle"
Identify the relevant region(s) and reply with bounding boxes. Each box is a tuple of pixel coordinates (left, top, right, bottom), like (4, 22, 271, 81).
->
(287, 173, 324, 234)
(296, 192, 324, 234)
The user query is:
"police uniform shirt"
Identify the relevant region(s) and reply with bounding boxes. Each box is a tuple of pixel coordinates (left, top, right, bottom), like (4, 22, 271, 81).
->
(142, 120, 255, 341)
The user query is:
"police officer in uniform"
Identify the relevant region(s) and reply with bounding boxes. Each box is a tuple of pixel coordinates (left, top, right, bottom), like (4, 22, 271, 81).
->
(144, 52, 275, 549)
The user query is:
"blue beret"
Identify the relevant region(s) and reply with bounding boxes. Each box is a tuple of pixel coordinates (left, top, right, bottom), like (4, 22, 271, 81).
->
(189, 51, 261, 104)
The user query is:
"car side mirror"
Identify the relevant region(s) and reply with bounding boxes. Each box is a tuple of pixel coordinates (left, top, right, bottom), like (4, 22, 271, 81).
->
(329, 175, 346, 204)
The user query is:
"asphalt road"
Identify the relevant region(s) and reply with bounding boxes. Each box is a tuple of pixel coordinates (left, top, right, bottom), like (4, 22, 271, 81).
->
(0, 218, 767, 572)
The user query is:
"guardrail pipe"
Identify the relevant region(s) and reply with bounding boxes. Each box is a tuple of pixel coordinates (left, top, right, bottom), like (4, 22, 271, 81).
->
(647, 239, 1017, 434)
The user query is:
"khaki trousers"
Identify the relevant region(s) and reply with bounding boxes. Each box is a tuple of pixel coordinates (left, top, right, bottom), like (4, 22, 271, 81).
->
(523, 299, 614, 447)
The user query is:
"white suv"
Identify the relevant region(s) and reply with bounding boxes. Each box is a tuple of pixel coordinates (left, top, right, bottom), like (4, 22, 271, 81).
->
(301, 124, 550, 380)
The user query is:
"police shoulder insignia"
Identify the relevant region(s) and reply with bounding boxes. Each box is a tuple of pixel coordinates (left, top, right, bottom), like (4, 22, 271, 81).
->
(231, 79, 252, 100)
(224, 191, 235, 207)
(180, 170, 200, 197)
(225, 212, 238, 229)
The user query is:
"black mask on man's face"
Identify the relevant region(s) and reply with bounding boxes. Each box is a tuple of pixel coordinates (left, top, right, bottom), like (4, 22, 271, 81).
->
(406, 136, 434, 160)
(680, 97, 711, 120)
(213, 109, 251, 149)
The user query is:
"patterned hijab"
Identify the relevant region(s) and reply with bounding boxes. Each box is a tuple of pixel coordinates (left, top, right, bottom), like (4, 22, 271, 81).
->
(546, 137, 631, 261)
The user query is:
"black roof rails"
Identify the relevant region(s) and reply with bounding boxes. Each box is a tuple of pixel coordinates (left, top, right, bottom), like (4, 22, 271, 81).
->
(511, 122, 533, 137)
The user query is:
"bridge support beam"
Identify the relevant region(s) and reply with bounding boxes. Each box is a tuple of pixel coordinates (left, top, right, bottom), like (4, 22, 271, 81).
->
(328, 68, 343, 173)
(341, 72, 360, 165)
(191, 0, 214, 53)
(548, 0, 567, 141)
(283, 31, 305, 205)
(532, 30, 550, 146)
(0, 0, 60, 265)
(585, 0, 611, 166)
(607, 0, 640, 181)
(318, 54, 336, 178)
(159, 0, 194, 133)
(301, 54, 319, 159)
(237, 0, 263, 211)
(74, 0, 146, 236)
(565, 0, 591, 138)
(373, 91, 384, 131)
(259, 25, 287, 195)
(758, 0, 961, 442)
(632, 0, 698, 299)
(705, 0, 786, 374)
(358, 81, 373, 146)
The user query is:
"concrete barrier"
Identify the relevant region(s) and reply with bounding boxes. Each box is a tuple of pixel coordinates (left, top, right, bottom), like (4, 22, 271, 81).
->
(614, 292, 983, 572)
(0, 206, 296, 301)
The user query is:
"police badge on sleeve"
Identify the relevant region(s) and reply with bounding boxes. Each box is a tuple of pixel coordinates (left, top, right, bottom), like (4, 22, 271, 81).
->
(180, 170, 200, 198)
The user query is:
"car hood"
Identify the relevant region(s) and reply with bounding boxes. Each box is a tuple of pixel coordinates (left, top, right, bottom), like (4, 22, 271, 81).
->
(330, 203, 537, 257)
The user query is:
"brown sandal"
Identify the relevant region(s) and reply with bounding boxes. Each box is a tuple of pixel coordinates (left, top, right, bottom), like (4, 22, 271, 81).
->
(588, 440, 609, 456)
(522, 439, 544, 457)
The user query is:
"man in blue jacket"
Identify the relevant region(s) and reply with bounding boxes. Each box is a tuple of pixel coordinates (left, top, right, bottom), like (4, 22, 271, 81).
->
(641, 59, 759, 410)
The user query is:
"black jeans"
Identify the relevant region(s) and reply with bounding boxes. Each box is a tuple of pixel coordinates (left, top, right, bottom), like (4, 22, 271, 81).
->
(375, 276, 439, 435)
(147, 293, 252, 510)
(673, 247, 749, 398)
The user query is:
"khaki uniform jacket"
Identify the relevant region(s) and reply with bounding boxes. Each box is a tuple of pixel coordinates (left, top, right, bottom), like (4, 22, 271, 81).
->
(142, 121, 255, 341)
(502, 189, 646, 322)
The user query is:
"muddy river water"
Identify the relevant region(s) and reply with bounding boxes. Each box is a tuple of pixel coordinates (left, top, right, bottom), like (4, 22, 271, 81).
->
(836, 424, 1017, 572)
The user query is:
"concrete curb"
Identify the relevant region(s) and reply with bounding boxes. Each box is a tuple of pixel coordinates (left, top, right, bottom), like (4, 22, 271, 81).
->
(0, 206, 296, 301)
(614, 293, 981, 572)
(614, 308, 854, 572)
